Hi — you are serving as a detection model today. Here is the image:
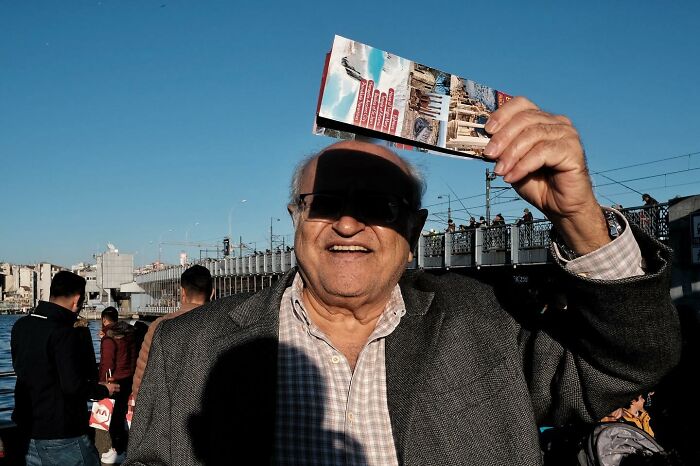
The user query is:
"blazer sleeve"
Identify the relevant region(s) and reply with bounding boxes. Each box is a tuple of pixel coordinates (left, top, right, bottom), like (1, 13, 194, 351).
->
(131, 318, 161, 402)
(522, 226, 681, 425)
(125, 322, 172, 466)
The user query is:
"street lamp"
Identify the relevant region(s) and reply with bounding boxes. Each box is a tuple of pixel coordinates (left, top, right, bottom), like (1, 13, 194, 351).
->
(228, 199, 248, 253)
(182, 222, 200, 265)
(185, 222, 200, 242)
(438, 194, 452, 220)
(485, 169, 509, 225)
(270, 217, 280, 250)
(158, 228, 175, 265)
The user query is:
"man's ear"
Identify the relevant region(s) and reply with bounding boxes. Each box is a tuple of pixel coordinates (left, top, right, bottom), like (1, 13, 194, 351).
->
(70, 294, 81, 313)
(407, 209, 428, 262)
(287, 203, 299, 227)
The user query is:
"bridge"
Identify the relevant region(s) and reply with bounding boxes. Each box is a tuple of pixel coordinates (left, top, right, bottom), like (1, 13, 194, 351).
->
(134, 204, 669, 316)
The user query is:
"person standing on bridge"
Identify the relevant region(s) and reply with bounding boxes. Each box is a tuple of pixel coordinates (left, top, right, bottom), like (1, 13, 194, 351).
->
(130, 264, 213, 402)
(126, 96, 680, 465)
(11, 271, 119, 466)
(98, 306, 138, 464)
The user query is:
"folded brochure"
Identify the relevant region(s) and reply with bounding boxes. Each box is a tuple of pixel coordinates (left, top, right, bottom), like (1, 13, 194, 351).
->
(314, 35, 512, 160)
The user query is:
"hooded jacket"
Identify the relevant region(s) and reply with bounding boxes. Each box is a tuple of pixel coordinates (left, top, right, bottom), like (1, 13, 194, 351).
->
(99, 320, 138, 383)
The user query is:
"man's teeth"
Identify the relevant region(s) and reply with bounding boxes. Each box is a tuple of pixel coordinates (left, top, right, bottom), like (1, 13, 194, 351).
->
(329, 245, 369, 252)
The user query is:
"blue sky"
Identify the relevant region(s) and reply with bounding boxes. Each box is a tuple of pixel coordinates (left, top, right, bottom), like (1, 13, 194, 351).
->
(2, 1, 699, 267)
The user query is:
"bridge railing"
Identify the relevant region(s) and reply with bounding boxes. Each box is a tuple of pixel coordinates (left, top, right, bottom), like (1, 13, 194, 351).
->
(482, 225, 510, 251)
(621, 203, 669, 240)
(518, 221, 553, 249)
(135, 205, 669, 309)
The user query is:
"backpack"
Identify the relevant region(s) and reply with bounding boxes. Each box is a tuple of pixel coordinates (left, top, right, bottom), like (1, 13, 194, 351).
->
(577, 423, 663, 466)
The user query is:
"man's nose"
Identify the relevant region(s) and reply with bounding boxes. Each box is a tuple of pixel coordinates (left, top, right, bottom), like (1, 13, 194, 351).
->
(332, 214, 366, 237)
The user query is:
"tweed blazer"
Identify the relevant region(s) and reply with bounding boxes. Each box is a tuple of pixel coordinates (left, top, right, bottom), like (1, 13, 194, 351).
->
(126, 229, 680, 466)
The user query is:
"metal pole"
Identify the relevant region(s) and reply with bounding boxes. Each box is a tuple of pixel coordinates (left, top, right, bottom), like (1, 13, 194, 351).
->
(485, 169, 490, 225)
(270, 218, 279, 250)
(485, 169, 493, 225)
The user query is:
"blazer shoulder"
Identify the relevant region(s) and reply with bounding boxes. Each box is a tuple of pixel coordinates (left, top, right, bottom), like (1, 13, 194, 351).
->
(401, 269, 496, 298)
(156, 293, 253, 340)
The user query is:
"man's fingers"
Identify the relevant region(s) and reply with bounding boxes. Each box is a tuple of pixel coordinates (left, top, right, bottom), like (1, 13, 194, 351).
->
(494, 123, 579, 178)
(484, 96, 539, 134)
(484, 109, 569, 162)
(502, 141, 559, 184)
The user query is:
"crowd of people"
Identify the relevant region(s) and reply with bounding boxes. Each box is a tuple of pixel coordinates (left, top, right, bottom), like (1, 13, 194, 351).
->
(9, 265, 214, 465)
(432, 208, 535, 235)
(9, 95, 691, 465)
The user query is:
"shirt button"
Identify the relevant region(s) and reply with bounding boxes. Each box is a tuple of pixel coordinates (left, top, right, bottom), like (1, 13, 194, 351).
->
(331, 355, 341, 364)
(347, 413, 354, 422)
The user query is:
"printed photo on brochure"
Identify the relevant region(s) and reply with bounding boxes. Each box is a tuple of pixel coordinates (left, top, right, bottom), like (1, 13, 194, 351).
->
(314, 35, 513, 160)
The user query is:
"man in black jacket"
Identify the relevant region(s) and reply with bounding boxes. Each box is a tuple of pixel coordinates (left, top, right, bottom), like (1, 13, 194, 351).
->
(12, 271, 119, 465)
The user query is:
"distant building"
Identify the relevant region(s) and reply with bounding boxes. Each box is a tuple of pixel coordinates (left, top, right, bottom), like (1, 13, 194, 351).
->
(0, 262, 62, 309)
(2, 247, 140, 315)
(94, 245, 135, 312)
(72, 262, 101, 310)
(36, 263, 65, 305)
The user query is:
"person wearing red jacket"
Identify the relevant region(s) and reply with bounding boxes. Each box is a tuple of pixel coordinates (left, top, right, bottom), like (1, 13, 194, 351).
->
(98, 307, 137, 464)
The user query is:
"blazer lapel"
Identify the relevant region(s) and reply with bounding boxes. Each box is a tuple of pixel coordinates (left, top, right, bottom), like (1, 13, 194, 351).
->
(386, 278, 440, 463)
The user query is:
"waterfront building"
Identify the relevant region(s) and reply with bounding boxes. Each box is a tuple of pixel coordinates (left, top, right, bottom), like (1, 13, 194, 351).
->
(0, 264, 36, 310)
(36, 263, 64, 305)
(1, 246, 141, 314)
(94, 244, 136, 314)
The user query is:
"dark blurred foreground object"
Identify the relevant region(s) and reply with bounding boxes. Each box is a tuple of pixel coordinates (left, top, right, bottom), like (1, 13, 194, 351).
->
(577, 423, 663, 466)
(618, 449, 686, 466)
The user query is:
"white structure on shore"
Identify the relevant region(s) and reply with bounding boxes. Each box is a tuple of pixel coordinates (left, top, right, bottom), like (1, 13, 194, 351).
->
(0, 262, 65, 309)
(1, 245, 139, 313)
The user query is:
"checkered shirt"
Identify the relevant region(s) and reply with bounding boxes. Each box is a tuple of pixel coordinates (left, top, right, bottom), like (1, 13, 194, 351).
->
(554, 207, 644, 280)
(276, 273, 402, 466)
(275, 208, 643, 464)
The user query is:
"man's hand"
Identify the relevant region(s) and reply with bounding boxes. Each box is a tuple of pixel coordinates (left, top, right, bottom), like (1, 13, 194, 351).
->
(101, 382, 120, 396)
(483, 96, 610, 255)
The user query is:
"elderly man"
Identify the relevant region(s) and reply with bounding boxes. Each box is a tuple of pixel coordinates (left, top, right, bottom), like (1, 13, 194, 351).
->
(126, 97, 680, 465)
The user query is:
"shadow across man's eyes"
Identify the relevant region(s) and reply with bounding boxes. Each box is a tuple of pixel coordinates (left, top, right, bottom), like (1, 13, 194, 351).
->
(311, 149, 418, 233)
(188, 338, 366, 465)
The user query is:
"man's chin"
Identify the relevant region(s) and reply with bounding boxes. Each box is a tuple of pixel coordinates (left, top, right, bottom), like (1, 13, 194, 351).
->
(320, 280, 373, 301)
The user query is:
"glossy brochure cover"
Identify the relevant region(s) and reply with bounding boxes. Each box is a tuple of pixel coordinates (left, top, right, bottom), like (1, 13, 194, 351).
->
(315, 35, 512, 160)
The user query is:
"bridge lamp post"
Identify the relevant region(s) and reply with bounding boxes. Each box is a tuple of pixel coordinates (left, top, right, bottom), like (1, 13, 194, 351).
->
(270, 217, 280, 250)
(184, 222, 200, 263)
(158, 228, 175, 265)
(438, 194, 452, 220)
(228, 199, 248, 255)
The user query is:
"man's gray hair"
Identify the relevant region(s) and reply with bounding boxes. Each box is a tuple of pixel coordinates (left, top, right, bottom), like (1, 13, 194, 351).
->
(288, 149, 426, 209)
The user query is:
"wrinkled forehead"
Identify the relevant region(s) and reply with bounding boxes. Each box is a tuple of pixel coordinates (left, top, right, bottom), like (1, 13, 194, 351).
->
(302, 148, 414, 197)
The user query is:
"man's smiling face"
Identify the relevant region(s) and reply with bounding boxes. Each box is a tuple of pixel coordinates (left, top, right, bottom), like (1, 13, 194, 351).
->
(290, 141, 424, 309)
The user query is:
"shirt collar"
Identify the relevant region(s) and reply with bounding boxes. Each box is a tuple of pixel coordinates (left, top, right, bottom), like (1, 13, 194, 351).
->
(288, 272, 406, 338)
